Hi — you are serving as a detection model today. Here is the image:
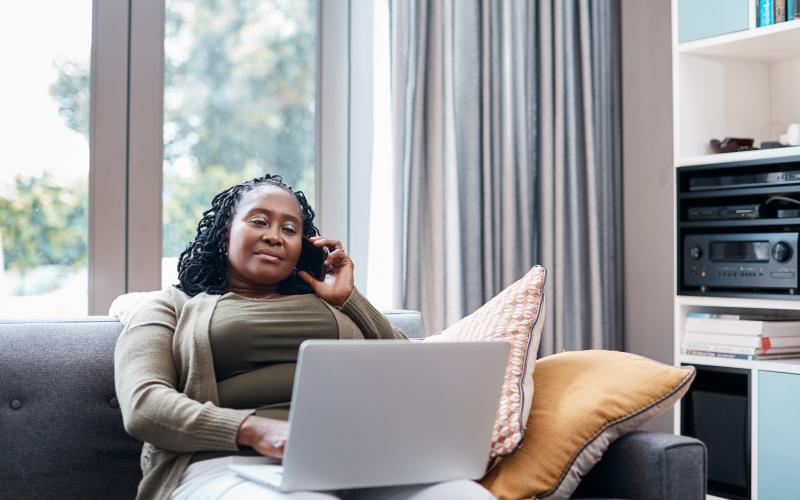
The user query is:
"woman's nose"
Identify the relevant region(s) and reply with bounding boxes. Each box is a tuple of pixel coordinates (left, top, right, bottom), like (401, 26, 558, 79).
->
(261, 227, 282, 245)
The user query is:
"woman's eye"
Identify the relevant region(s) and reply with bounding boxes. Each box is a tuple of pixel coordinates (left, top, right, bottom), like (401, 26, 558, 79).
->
(250, 218, 267, 226)
(282, 227, 297, 235)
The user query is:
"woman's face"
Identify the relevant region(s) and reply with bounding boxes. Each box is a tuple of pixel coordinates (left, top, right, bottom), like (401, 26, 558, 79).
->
(226, 185, 304, 289)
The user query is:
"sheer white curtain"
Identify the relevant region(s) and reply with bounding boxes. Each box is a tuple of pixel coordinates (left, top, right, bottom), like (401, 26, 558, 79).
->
(365, 0, 399, 311)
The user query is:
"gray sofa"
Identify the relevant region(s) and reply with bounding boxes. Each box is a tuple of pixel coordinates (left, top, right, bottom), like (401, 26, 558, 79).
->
(0, 313, 706, 499)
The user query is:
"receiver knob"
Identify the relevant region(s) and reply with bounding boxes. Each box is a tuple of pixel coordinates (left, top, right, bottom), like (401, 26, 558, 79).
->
(772, 242, 792, 263)
(689, 245, 703, 260)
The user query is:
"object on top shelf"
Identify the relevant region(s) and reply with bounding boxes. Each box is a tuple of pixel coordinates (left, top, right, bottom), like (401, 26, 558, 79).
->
(709, 137, 755, 154)
(791, 0, 800, 20)
(779, 123, 800, 146)
(759, 0, 776, 26)
(759, 0, 790, 26)
(776, 0, 787, 23)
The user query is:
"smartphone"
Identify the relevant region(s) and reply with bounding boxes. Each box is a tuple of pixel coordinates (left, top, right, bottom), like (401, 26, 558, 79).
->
(297, 237, 328, 281)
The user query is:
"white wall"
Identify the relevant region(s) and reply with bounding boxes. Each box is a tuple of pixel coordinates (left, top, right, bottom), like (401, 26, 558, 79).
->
(621, 0, 675, 433)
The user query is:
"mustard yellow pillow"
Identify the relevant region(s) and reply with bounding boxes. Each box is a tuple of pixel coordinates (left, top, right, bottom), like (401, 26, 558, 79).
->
(480, 350, 695, 500)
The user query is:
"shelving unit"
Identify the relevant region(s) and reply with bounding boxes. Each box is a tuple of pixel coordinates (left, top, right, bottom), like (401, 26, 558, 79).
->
(672, 2, 800, 499)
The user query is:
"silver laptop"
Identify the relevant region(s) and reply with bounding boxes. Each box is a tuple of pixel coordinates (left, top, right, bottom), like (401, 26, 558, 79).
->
(229, 339, 509, 492)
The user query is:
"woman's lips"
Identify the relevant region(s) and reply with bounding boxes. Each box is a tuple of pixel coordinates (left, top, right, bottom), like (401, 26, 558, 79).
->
(254, 252, 281, 263)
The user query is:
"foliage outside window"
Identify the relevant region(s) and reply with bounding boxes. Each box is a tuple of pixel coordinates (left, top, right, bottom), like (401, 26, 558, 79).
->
(29, 0, 317, 291)
(162, 0, 317, 272)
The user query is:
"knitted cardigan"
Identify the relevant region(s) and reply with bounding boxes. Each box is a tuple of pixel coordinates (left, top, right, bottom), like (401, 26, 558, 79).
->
(114, 286, 406, 500)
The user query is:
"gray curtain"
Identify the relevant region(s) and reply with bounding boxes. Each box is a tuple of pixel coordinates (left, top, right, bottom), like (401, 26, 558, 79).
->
(390, 0, 623, 353)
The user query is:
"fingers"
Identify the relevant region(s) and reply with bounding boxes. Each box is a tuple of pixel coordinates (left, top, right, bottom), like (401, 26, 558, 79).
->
(323, 248, 345, 270)
(297, 270, 321, 287)
(254, 437, 286, 459)
(310, 236, 344, 253)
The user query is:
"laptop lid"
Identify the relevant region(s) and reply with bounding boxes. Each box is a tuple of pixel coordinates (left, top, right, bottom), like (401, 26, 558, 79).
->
(279, 340, 509, 491)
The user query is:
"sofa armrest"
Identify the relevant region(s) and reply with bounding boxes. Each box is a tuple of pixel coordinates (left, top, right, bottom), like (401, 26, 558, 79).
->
(383, 309, 426, 339)
(572, 431, 706, 500)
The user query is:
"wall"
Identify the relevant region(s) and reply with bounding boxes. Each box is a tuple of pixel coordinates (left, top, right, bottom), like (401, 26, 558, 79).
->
(621, 0, 675, 432)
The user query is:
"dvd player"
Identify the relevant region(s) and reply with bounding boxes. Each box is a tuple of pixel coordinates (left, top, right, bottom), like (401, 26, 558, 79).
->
(688, 204, 761, 220)
(689, 170, 800, 191)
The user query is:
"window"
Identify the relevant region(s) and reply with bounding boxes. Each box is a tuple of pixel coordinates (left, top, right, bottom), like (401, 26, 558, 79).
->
(0, 1, 92, 317)
(1, 1, 346, 315)
(161, 0, 318, 288)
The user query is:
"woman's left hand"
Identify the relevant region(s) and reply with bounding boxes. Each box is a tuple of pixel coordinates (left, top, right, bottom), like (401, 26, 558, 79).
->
(297, 236, 354, 307)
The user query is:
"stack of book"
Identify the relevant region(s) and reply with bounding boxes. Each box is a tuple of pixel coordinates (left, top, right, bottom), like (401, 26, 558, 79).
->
(759, 0, 800, 27)
(683, 312, 800, 360)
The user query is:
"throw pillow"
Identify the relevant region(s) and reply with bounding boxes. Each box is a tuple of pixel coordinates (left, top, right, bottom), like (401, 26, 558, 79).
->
(424, 265, 547, 462)
(479, 350, 696, 500)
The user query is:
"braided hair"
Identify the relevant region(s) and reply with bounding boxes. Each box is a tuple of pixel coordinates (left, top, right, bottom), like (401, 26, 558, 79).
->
(176, 173, 319, 296)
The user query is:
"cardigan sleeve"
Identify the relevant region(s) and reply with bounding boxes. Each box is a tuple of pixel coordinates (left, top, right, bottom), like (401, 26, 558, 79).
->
(338, 287, 409, 340)
(113, 290, 255, 453)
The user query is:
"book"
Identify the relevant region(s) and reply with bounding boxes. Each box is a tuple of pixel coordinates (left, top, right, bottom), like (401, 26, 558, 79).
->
(686, 312, 741, 319)
(760, 0, 776, 26)
(684, 349, 800, 361)
(683, 332, 800, 350)
(685, 317, 800, 336)
(683, 342, 800, 356)
(776, 0, 787, 22)
(790, 0, 800, 20)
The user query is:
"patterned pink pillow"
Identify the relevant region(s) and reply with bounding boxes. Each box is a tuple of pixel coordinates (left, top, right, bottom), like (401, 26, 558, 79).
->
(423, 265, 546, 463)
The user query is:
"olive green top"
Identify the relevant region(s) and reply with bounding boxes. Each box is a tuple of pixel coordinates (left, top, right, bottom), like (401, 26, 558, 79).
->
(211, 292, 339, 407)
(113, 286, 407, 500)
(190, 292, 339, 464)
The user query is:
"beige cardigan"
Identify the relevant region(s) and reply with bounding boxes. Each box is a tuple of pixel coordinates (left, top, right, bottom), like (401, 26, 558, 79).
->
(114, 286, 406, 500)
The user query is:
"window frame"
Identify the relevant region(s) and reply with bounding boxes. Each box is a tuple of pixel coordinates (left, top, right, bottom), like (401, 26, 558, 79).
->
(88, 0, 349, 314)
(88, 0, 129, 314)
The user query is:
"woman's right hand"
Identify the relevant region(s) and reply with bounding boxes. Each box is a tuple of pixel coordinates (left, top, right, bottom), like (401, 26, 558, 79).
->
(236, 415, 289, 459)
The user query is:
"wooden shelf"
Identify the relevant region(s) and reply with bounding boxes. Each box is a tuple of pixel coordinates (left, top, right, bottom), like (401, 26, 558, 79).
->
(679, 19, 800, 61)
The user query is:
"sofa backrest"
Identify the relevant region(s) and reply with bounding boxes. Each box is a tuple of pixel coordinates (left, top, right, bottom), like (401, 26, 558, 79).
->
(0, 310, 424, 500)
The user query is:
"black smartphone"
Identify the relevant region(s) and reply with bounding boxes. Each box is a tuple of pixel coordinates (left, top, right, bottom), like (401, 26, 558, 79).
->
(297, 237, 328, 281)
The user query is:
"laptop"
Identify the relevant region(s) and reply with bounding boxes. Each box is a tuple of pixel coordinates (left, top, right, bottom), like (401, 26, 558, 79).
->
(229, 339, 509, 492)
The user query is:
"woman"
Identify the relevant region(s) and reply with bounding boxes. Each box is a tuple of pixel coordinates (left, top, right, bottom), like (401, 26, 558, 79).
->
(114, 174, 494, 499)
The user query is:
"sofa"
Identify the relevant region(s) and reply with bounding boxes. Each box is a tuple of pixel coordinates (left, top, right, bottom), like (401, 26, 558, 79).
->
(0, 312, 706, 499)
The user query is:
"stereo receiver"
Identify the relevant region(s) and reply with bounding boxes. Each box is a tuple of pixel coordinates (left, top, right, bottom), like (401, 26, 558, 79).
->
(683, 232, 799, 291)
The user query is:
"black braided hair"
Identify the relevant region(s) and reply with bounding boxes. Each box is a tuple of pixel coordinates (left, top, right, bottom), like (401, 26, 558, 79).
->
(176, 173, 319, 296)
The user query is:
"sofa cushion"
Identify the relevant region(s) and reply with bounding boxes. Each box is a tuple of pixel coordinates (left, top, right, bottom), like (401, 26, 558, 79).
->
(424, 265, 546, 462)
(479, 350, 695, 500)
(0, 318, 141, 500)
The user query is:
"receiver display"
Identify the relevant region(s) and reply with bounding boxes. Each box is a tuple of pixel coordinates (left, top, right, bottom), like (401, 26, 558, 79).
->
(709, 241, 769, 262)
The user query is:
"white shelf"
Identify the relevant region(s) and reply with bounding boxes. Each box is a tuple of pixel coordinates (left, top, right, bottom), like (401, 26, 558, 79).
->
(679, 353, 800, 375)
(678, 146, 800, 167)
(679, 19, 800, 61)
(676, 294, 800, 311)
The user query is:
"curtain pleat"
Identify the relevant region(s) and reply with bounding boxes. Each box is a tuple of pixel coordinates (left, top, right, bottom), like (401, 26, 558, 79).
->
(390, 0, 623, 352)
